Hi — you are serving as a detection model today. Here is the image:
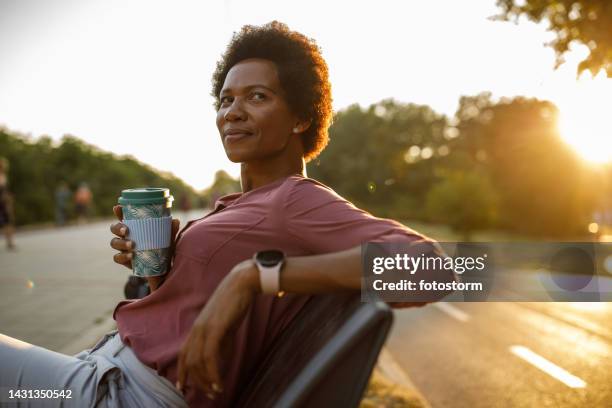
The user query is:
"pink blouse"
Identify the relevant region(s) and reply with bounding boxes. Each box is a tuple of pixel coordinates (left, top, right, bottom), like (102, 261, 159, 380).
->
(113, 175, 437, 406)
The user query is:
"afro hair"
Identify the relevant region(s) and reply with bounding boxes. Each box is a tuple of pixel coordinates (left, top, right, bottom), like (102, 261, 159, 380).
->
(212, 21, 333, 162)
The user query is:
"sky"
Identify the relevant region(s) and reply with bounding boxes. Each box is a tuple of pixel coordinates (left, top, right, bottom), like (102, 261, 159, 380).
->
(1, 0, 610, 190)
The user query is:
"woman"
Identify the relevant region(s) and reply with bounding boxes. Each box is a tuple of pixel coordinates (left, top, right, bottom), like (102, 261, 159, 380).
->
(0, 21, 449, 407)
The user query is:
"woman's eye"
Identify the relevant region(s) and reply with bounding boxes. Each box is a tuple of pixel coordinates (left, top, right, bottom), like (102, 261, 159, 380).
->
(251, 92, 266, 101)
(220, 96, 232, 104)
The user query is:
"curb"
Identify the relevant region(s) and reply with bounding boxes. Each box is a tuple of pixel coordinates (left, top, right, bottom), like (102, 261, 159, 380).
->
(375, 347, 431, 407)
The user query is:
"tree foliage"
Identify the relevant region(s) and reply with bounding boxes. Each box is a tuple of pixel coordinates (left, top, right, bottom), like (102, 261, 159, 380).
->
(308, 95, 603, 238)
(200, 170, 241, 207)
(495, 0, 612, 76)
(449, 93, 599, 236)
(308, 99, 447, 218)
(425, 170, 499, 241)
(0, 127, 201, 225)
(2, 90, 605, 239)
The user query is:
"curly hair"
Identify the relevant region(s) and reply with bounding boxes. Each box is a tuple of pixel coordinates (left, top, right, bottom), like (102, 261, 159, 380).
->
(211, 21, 333, 162)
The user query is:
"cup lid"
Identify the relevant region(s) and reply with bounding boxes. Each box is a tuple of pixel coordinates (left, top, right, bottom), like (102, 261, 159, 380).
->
(118, 188, 174, 205)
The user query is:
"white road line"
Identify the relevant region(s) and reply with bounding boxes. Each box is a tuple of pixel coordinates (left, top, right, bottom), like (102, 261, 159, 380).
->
(509, 345, 587, 388)
(433, 302, 470, 322)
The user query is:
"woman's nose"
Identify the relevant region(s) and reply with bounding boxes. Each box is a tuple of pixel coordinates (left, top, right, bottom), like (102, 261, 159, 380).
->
(224, 100, 247, 121)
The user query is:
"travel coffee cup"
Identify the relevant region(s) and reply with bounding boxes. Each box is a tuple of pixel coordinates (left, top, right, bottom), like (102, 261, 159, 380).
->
(118, 188, 174, 277)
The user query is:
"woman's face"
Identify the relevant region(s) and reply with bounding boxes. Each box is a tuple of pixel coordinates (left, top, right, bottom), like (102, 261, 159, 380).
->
(216, 58, 303, 163)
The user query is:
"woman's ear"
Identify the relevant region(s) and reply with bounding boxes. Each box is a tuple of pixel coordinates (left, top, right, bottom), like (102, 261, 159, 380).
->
(292, 119, 312, 134)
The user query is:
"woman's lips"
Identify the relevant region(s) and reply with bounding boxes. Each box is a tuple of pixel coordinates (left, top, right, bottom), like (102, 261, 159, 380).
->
(225, 133, 253, 143)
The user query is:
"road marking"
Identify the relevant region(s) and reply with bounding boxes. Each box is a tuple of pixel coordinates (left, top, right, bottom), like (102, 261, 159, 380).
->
(509, 345, 586, 388)
(434, 302, 470, 322)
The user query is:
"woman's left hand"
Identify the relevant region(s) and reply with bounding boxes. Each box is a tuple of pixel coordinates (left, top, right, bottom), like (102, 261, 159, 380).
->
(176, 259, 260, 399)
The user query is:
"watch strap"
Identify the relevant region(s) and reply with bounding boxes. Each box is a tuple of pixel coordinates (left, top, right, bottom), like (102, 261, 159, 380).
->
(256, 260, 284, 294)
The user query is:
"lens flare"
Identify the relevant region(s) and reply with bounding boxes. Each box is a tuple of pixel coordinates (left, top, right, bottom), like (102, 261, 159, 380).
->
(556, 73, 612, 165)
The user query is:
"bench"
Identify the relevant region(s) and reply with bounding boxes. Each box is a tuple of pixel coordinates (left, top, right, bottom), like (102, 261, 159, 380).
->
(236, 294, 393, 407)
(124, 280, 394, 407)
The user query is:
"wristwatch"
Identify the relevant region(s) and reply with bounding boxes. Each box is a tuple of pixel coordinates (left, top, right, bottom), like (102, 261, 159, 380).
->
(253, 250, 285, 296)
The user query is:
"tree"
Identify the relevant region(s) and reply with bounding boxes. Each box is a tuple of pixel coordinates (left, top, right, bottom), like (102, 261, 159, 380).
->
(202, 170, 241, 205)
(495, 0, 612, 77)
(425, 170, 499, 241)
(449, 93, 600, 237)
(308, 100, 448, 219)
(0, 127, 202, 225)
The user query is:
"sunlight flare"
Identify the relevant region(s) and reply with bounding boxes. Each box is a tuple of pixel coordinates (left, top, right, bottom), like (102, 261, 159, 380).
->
(556, 73, 612, 165)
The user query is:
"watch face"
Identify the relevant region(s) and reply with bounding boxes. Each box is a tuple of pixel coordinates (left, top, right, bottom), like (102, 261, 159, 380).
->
(256, 250, 284, 267)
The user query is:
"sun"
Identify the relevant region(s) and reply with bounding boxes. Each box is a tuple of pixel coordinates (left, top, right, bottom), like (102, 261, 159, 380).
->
(555, 74, 612, 165)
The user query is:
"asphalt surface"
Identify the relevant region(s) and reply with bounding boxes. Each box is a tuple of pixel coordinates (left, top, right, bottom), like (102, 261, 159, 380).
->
(387, 301, 612, 407)
(0, 210, 204, 351)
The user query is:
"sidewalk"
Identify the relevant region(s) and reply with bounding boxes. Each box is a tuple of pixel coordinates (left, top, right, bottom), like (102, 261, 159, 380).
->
(0, 220, 128, 351)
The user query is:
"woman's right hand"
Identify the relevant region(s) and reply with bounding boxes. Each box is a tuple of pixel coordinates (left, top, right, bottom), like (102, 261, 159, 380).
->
(110, 205, 180, 291)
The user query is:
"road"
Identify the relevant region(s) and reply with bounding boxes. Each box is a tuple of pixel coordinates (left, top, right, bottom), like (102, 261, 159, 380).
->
(2, 219, 611, 406)
(387, 301, 612, 407)
(0, 210, 203, 351)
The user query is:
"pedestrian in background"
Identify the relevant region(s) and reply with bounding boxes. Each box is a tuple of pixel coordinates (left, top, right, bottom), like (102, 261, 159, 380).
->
(74, 182, 92, 224)
(179, 193, 192, 213)
(0, 157, 16, 250)
(55, 182, 71, 226)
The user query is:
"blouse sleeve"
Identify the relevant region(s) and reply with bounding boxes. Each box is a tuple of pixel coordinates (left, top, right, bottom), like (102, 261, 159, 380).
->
(282, 178, 434, 253)
(281, 178, 457, 307)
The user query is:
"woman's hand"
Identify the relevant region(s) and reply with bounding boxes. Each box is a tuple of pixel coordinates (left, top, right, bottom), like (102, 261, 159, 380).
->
(109, 205, 180, 291)
(176, 259, 260, 399)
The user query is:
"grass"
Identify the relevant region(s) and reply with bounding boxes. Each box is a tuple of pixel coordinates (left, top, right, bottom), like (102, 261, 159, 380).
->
(360, 369, 428, 408)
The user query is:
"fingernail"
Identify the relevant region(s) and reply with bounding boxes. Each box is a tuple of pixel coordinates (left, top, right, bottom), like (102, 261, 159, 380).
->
(206, 392, 216, 400)
(127, 253, 133, 259)
(175, 381, 181, 390)
(120, 227, 126, 235)
(212, 383, 222, 393)
(126, 241, 133, 249)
